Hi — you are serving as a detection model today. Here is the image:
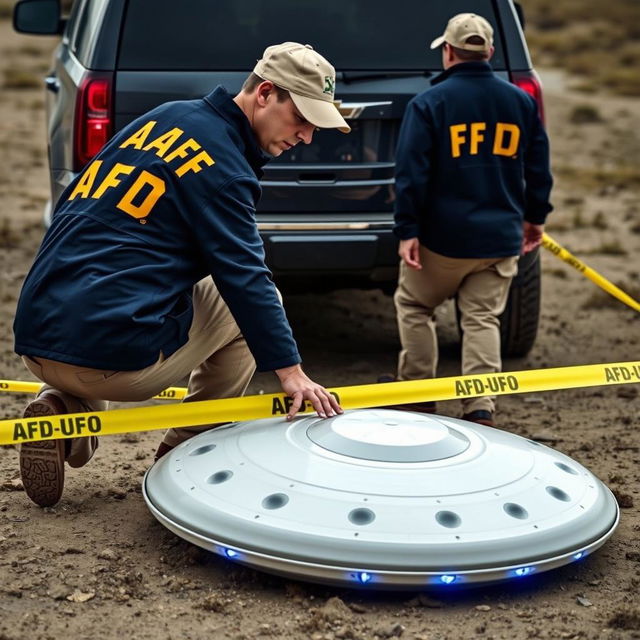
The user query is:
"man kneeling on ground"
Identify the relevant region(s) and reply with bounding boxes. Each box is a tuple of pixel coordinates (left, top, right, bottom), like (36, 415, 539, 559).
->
(13, 42, 349, 507)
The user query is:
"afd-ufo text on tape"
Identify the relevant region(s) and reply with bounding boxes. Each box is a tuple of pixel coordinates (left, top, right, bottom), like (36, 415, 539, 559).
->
(1, 361, 638, 446)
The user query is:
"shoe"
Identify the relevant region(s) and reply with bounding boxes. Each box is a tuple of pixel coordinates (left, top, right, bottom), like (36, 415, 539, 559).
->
(461, 410, 495, 427)
(154, 441, 174, 461)
(19, 392, 68, 507)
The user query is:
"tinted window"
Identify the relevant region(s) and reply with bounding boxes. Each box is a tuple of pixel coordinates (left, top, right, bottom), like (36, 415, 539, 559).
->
(68, 0, 109, 65)
(66, 0, 88, 55)
(119, 0, 506, 71)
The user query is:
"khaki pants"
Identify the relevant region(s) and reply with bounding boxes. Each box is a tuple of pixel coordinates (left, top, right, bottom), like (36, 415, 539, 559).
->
(394, 246, 518, 414)
(22, 277, 256, 466)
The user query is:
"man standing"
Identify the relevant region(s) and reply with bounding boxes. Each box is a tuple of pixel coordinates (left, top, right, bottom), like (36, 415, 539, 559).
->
(14, 42, 349, 507)
(391, 14, 553, 425)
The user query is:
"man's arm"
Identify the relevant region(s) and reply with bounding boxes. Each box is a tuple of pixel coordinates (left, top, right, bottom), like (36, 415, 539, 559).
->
(192, 175, 341, 419)
(522, 220, 544, 254)
(523, 102, 553, 230)
(398, 237, 422, 269)
(393, 99, 434, 243)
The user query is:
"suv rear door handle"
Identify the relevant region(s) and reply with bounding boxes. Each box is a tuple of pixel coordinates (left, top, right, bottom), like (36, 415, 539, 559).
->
(45, 76, 59, 93)
(297, 172, 336, 184)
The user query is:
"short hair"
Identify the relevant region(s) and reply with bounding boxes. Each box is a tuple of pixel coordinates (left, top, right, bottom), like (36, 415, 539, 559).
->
(451, 36, 490, 61)
(241, 72, 290, 101)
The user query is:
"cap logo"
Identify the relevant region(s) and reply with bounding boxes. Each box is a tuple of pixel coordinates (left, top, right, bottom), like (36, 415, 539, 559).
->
(323, 76, 335, 96)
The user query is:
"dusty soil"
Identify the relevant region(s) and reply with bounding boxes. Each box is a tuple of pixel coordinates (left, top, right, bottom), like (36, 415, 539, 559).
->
(0, 17, 639, 640)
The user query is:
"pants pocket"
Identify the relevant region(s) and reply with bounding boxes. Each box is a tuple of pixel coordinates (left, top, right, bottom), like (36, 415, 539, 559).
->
(494, 256, 519, 279)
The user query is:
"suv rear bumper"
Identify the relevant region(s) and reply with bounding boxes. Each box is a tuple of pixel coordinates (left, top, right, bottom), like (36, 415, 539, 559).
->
(259, 219, 397, 282)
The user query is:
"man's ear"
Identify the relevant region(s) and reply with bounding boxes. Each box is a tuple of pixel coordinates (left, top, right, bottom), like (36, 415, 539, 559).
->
(444, 43, 454, 64)
(256, 80, 275, 106)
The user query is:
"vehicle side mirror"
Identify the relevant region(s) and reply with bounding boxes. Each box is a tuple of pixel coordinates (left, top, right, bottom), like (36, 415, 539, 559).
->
(13, 0, 63, 35)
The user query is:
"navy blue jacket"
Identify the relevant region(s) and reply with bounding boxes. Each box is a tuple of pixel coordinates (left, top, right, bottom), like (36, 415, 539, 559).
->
(14, 87, 301, 372)
(394, 62, 553, 258)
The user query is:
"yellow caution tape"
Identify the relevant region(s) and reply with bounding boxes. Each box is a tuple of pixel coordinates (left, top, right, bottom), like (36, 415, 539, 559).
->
(542, 233, 640, 312)
(1, 361, 638, 446)
(0, 379, 187, 400)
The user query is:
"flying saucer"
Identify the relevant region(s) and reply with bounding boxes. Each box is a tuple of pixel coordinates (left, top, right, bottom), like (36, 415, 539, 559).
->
(143, 409, 619, 588)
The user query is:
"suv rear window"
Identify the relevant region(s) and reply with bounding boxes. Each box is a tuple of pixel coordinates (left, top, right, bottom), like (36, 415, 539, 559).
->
(118, 0, 506, 71)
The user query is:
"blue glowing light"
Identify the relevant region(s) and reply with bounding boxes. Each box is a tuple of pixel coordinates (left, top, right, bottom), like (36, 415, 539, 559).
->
(573, 551, 584, 560)
(440, 574, 457, 584)
(224, 548, 238, 558)
(357, 572, 372, 584)
(514, 567, 532, 577)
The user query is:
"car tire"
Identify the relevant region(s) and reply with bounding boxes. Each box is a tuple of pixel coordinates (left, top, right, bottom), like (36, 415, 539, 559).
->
(499, 248, 541, 357)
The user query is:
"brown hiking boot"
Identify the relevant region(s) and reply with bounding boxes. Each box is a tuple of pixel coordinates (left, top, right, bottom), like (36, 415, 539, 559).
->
(19, 392, 68, 507)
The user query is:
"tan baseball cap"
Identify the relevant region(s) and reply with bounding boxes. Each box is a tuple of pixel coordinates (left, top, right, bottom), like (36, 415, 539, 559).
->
(430, 13, 494, 52)
(253, 42, 350, 133)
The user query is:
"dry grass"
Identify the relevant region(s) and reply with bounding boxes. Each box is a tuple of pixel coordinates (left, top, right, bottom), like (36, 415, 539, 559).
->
(572, 209, 587, 229)
(592, 212, 608, 230)
(547, 210, 611, 233)
(569, 104, 603, 124)
(555, 165, 640, 191)
(544, 221, 570, 232)
(547, 268, 569, 279)
(590, 240, 628, 256)
(525, 0, 640, 96)
(3, 69, 40, 90)
(16, 44, 47, 58)
(602, 68, 640, 97)
(0, 1, 12, 20)
(0, 218, 21, 248)
(582, 280, 639, 309)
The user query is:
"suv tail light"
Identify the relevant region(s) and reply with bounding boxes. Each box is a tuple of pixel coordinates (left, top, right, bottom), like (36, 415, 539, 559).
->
(73, 72, 113, 171)
(510, 70, 545, 125)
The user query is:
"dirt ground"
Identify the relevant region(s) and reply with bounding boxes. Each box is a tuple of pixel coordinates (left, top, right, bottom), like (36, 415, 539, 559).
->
(0, 16, 639, 640)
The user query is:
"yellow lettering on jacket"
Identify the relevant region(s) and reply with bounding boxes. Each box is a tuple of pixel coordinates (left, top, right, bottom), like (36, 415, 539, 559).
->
(68, 160, 103, 200)
(164, 138, 202, 163)
(91, 163, 135, 199)
(116, 170, 166, 219)
(493, 123, 520, 156)
(142, 127, 185, 158)
(175, 150, 215, 177)
(450, 124, 467, 158)
(470, 122, 486, 155)
(119, 121, 157, 150)
(449, 122, 521, 158)
(68, 119, 216, 219)
(117, 121, 214, 178)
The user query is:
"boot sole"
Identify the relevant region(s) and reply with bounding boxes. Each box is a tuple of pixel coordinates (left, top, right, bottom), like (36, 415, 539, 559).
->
(19, 399, 65, 507)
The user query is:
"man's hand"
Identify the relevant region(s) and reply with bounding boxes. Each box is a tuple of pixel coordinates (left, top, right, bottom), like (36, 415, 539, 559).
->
(522, 221, 544, 254)
(399, 237, 422, 269)
(275, 364, 343, 421)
